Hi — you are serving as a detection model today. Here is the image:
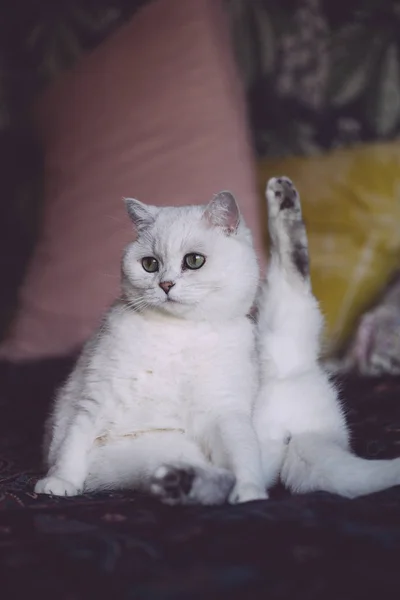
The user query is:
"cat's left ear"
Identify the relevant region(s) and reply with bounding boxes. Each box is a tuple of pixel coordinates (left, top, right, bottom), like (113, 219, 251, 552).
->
(203, 191, 240, 235)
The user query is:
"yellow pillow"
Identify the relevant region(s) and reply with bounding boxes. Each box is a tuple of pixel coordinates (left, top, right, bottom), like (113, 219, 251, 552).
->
(258, 142, 400, 355)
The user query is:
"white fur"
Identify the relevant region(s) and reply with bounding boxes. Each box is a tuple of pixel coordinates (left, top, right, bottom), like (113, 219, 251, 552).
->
(35, 194, 266, 504)
(255, 177, 400, 498)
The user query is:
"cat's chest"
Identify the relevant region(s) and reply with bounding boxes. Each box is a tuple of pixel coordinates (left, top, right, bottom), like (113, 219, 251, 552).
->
(109, 315, 218, 405)
(127, 325, 190, 399)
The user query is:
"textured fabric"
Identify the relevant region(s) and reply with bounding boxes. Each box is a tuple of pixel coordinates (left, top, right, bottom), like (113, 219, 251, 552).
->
(229, 0, 400, 157)
(0, 0, 264, 361)
(1, 359, 400, 598)
(340, 270, 400, 375)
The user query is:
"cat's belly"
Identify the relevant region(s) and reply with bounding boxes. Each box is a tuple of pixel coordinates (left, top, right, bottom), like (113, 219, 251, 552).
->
(96, 336, 188, 436)
(102, 367, 185, 436)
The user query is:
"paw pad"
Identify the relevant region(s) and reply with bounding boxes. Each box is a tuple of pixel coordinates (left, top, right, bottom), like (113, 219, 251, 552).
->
(267, 176, 299, 213)
(280, 196, 295, 210)
(162, 468, 194, 496)
(151, 465, 195, 504)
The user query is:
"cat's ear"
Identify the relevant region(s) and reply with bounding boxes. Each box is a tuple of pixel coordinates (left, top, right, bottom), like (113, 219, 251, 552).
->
(124, 198, 157, 232)
(203, 191, 240, 235)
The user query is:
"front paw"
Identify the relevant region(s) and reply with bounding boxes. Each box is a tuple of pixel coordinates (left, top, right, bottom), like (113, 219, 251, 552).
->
(34, 476, 81, 497)
(229, 483, 268, 504)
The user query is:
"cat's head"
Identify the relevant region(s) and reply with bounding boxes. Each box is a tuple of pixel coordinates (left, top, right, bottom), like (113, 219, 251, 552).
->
(121, 193, 259, 320)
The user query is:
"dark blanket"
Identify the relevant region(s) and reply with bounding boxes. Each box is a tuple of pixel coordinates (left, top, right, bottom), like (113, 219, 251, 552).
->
(1, 359, 400, 600)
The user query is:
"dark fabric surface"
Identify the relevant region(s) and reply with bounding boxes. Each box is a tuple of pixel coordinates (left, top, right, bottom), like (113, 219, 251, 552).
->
(1, 358, 400, 599)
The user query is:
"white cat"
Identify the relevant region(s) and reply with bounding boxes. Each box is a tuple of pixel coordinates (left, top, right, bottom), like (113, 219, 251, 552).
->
(255, 176, 400, 498)
(34, 192, 267, 505)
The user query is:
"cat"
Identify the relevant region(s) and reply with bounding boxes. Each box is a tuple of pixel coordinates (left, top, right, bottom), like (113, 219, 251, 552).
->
(254, 176, 400, 498)
(34, 192, 267, 505)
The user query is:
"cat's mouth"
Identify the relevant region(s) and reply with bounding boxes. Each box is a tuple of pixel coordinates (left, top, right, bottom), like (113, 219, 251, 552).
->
(162, 295, 190, 307)
(158, 293, 192, 307)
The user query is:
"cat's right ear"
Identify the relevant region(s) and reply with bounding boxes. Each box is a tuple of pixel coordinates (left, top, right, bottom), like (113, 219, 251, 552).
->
(203, 191, 240, 235)
(124, 198, 157, 232)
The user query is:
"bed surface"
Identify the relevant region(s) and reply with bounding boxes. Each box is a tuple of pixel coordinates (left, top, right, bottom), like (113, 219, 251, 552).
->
(1, 358, 400, 599)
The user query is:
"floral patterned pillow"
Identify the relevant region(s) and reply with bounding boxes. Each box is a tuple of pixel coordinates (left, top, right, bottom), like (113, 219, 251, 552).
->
(229, 0, 400, 157)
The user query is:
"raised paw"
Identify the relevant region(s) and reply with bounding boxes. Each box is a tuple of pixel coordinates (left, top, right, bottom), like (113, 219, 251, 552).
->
(266, 176, 301, 219)
(229, 483, 268, 504)
(266, 176, 309, 280)
(151, 465, 195, 506)
(34, 476, 81, 497)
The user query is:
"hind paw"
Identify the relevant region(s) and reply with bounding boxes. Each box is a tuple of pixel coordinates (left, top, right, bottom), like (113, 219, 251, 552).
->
(151, 464, 235, 506)
(266, 177, 301, 218)
(151, 465, 195, 506)
(266, 176, 309, 279)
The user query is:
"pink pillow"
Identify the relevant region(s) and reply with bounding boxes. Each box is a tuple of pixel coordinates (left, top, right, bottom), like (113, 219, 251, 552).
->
(0, 0, 264, 361)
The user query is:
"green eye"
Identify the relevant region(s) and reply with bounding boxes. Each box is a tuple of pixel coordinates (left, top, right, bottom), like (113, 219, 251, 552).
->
(141, 257, 159, 273)
(183, 253, 206, 270)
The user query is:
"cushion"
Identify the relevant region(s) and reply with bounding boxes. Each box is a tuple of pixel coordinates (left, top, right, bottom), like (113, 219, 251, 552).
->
(258, 141, 400, 355)
(0, 0, 263, 361)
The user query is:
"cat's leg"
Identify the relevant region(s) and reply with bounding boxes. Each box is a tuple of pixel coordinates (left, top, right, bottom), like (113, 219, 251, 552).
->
(85, 431, 235, 506)
(256, 176, 323, 493)
(209, 413, 268, 503)
(254, 379, 291, 491)
(35, 403, 96, 496)
(257, 426, 289, 491)
(258, 176, 323, 377)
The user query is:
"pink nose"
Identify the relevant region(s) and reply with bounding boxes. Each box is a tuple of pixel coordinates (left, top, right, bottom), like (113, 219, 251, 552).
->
(159, 281, 175, 294)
